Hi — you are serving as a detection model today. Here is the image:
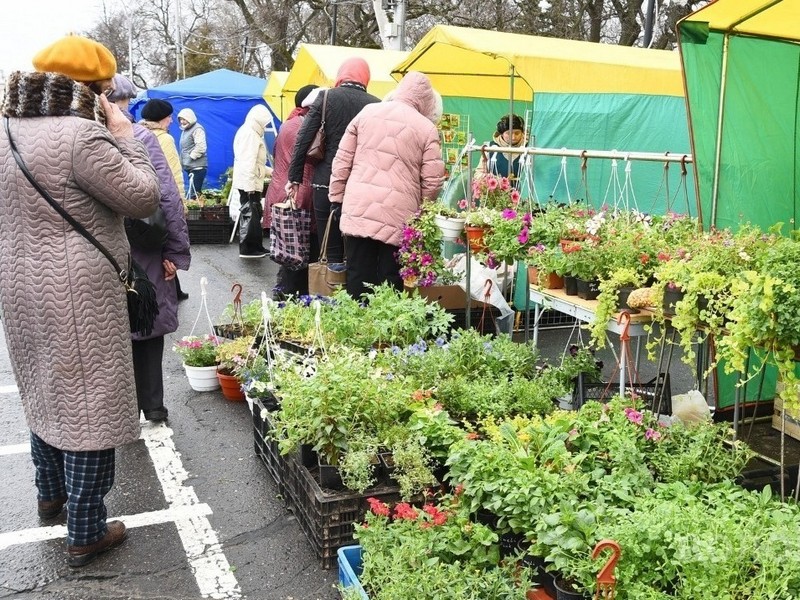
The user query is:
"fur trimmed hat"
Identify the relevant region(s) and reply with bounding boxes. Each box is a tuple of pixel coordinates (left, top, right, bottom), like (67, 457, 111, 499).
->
(141, 99, 174, 122)
(32, 35, 116, 83)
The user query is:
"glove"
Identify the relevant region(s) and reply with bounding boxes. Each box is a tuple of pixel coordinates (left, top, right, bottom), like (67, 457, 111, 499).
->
(330, 204, 342, 221)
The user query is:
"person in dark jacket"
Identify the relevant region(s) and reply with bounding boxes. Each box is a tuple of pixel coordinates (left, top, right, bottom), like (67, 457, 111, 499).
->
(285, 58, 379, 264)
(109, 75, 192, 423)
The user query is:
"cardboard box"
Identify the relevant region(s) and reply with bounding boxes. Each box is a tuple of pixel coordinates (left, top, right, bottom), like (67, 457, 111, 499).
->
(405, 284, 487, 310)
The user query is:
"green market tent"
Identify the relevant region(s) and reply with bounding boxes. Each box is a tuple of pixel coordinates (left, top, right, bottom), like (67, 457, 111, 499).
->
(677, 0, 800, 410)
(393, 25, 694, 214)
(679, 0, 800, 231)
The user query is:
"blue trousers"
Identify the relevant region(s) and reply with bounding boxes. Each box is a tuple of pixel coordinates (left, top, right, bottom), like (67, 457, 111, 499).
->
(29, 432, 116, 546)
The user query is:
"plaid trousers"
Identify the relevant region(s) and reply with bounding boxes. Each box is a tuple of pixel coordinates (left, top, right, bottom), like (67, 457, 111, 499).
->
(29, 432, 116, 546)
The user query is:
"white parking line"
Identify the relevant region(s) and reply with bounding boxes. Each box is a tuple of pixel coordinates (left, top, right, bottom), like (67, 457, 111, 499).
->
(0, 442, 29, 456)
(0, 503, 213, 550)
(141, 423, 242, 599)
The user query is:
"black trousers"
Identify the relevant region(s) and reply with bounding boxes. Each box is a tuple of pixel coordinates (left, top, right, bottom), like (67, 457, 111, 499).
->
(132, 336, 165, 413)
(238, 190, 265, 253)
(344, 236, 403, 300)
(313, 187, 344, 264)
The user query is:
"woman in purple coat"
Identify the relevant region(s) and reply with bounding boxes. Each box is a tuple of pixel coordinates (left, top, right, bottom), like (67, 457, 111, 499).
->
(109, 75, 191, 422)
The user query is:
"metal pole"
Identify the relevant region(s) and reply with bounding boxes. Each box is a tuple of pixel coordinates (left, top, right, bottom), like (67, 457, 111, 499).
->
(710, 34, 731, 228)
(395, 0, 406, 50)
(643, 0, 656, 48)
(464, 143, 693, 164)
(330, 0, 338, 45)
(127, 13, 133, 79)
(175, 0, 182, 79)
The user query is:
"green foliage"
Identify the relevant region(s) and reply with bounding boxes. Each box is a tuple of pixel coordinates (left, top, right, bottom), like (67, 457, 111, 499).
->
(354, 494, 528, 600)
(172, 334, 220, 367)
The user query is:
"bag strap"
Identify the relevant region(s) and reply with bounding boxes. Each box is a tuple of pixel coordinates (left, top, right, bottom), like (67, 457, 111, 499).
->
(319, 89, 328, 129)
(318, 210, 337, 265)
(4, 116, 127, 282)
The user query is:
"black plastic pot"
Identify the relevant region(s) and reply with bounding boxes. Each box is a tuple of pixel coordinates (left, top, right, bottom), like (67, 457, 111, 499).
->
(575, 277, 601, 301)
(564, 275, 579, 296)
(662, 286, 685, 316)
(553, 576, 589, 600)
(317, 458, 344, 490)
(616, 285, 641, 314)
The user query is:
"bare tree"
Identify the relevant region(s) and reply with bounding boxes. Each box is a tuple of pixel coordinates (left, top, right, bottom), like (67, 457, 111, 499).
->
(85, 0, 706, 87)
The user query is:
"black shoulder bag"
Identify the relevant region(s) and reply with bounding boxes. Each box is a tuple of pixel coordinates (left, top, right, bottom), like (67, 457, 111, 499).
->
(4, 117, 159, 336)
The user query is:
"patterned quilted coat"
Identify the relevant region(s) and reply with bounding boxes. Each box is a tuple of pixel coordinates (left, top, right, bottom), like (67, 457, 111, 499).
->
(0, 72, 160, 451)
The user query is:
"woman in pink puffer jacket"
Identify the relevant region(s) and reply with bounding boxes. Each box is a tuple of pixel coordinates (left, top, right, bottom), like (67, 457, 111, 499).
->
(329, 71, 444, 299)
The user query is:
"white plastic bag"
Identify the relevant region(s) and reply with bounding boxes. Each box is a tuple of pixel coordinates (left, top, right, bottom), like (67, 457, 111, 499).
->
(228, 187, 241, 221)
(671, 389, 713, 425)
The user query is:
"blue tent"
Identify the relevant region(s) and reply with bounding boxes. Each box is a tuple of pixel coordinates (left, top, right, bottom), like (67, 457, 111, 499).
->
(131, 69, 281, 193)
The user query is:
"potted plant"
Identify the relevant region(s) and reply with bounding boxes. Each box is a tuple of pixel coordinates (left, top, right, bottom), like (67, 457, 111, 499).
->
(184, 200, 202, 220)
(214, 335, 255, 402)
(430, 201, 466, 242)
(589, 267, 645, 348)
(172, 334, 221, 391)
(397, 205, 458, 287)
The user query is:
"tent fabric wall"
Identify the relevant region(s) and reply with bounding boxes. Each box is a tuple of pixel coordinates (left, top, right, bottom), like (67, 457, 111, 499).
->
(130, 69, 280, 193)
(282, 45, 408, 102)
(264, 71, 290, 122)
(679, 3, 800, 231)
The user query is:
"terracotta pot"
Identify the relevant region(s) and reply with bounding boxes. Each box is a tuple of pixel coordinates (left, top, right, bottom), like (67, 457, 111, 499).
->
(464, 225, 488, 253)
(528, 267, 565, 290)
(216, 371, 245, 402)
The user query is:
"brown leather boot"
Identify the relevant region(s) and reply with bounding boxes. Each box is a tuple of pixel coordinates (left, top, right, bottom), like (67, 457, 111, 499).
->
(67, 521, 128, 567)
(37, 496, 67, 520)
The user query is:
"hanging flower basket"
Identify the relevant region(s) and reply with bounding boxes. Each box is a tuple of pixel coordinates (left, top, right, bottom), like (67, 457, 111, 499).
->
(464, 225, 489, 253)
(217, 371, 245, 402)
(183, 364, 220, 392)
(433, 214, 466, 242)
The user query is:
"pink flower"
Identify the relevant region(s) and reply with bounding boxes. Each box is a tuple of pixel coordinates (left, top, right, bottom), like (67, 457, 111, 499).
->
(624, 407, 643, 425)
(420, 253, 433, 266)
(645, 428, 662, 441)
(510, 189, 521, 204)
(517, 227, 529, 244)
(394, 502, 419, 520)
(501, 208, 517, 219)
(458, 198, 468, 209)
(499, 177, 511, 191)
(486, 176, 499, 191)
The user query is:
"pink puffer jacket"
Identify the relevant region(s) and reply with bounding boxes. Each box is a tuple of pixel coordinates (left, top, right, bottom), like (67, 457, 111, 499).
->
(329, 71, 444, 247)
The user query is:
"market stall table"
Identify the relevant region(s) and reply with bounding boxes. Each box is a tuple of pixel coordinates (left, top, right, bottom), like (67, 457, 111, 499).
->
(528, 285, 658, 399)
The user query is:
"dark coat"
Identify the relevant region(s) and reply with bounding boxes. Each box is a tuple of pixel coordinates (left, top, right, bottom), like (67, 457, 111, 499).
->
(287, 85, 379, 188)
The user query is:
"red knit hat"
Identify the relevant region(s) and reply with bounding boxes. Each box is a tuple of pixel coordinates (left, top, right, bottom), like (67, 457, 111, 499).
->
(334, 58, 370, 88)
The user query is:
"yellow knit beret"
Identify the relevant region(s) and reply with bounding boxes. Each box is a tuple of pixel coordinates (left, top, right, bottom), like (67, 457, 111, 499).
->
(32, 35, 117, 82)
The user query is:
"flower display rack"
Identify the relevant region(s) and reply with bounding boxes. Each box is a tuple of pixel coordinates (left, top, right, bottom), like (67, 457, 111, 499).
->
(282, 457, 402, 569)
(188, 218, 234, 244)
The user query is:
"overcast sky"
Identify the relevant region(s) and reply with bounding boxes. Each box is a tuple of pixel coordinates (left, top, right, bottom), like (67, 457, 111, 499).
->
(0, 0, 105, 78)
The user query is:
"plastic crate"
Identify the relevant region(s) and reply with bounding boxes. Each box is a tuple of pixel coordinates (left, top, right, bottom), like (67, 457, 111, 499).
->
(337, 545, 369, 599)
(573, 372, 671, 414)
(188, 219, 234, 244)
(252, 399, 288, 496)
(281, 455, 401, 569)
(447, 307, 501, 335)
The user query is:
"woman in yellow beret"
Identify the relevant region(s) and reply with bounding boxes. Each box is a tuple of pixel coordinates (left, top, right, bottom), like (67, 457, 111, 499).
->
(0, 35, 160, 568)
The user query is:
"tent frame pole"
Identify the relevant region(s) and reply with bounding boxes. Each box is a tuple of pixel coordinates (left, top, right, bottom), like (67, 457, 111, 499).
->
(464, 143, 692, 164)
(710, 34, 731, 228)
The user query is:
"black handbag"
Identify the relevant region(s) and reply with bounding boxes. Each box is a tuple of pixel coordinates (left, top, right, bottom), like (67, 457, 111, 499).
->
(306, 90, 328, 163)
(125, 206, 168, 250)
(4, 117, 159, 336)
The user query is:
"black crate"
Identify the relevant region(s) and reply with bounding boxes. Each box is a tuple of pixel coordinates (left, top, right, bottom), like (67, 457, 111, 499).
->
(252, 400, 288, 496)
(281, 454, 401, 569)
(188, 219, 234, 244)
(573, 372, 671, 414)
(447, 307, 501, 335)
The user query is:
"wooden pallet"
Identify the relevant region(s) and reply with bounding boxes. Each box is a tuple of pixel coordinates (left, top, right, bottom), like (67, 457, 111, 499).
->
(772, 396, 800, 441)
